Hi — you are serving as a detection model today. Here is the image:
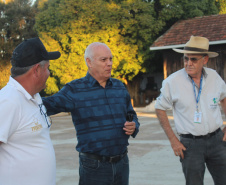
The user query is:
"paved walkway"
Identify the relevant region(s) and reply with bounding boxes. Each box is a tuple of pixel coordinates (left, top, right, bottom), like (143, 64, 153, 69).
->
(50, 110, 219, 185)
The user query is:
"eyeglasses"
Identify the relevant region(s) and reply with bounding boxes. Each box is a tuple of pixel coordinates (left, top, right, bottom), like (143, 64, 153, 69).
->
(183, 55, 206, 64)
(39, 103, 52, 128)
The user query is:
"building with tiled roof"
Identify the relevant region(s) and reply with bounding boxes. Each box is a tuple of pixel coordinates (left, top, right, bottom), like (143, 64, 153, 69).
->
(150, 14, 226, 50)
(150, 14, 226, 80)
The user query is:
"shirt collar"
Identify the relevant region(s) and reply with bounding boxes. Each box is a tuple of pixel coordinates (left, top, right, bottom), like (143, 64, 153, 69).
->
(202, 67, 208, 78)
(85, 72, 113, 87)
(185, 67, 208, 80)
(8, 76, 41, 103)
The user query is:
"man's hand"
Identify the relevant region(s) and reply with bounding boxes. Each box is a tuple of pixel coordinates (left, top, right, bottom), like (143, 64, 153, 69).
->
(155, 109, 186, 158)
(171, 137, 186, 159)
(123, 121, 136, 135)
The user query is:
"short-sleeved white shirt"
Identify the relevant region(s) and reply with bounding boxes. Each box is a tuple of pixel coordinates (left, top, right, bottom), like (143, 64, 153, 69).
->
(155, 67, 226, 136)
(0, 77, 56, 185)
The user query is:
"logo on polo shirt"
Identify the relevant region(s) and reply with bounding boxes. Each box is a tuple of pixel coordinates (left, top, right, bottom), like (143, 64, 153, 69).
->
(31, 118, 43, 132)
(210, 97, 218, 109)
(213, 98, 218, 104)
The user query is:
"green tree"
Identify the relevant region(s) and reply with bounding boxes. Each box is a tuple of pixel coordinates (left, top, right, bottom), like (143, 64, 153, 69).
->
(34, 0, 220, 95)
(216, 0, 226, 14)
(152, 0, 218, 35)
(119, 0, 183, 72)
(0, 0, 38, 89)
(147, 0, 219, 72)
(35, 0, 156, 94)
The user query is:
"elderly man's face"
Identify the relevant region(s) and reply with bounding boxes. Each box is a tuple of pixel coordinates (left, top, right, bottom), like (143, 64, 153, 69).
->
(183, 54, 208, 78)
(88, 45, 113, 82)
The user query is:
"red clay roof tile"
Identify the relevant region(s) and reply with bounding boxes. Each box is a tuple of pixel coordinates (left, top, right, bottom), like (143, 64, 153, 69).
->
(151, 14, 226, 48)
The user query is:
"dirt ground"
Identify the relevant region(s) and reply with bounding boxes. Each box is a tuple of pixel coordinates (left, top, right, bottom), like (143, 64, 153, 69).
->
(50, 110, 221, 185)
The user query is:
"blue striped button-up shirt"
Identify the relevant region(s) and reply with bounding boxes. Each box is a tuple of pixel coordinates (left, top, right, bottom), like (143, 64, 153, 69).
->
(43, 72, 140, 156)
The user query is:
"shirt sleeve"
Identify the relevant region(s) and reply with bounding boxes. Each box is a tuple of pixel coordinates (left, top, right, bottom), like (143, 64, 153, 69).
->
(42, 84, 75, 116)
(155, 79, 174, 110)
(0, 98, 19, 143)
(219, 75, 226, 101)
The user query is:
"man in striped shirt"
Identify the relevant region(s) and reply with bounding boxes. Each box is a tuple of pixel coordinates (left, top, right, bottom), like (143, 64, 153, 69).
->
(43, 42, 140, 185)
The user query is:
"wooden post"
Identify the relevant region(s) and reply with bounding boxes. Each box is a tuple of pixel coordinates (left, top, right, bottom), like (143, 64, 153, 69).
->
(163, 57, 167, 79)
(131, 98, 134, 107)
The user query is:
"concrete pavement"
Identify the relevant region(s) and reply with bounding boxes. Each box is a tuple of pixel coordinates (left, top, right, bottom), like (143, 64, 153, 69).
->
(50, 110, 216, 185)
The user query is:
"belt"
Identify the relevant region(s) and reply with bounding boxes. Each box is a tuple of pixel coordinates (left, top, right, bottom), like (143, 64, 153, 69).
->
(180, 128, 221, 139)
(80, 150, 128, 163)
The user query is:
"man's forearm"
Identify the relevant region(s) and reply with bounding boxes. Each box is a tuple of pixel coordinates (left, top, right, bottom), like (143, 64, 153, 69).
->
(155, 109, 177, 142)
(220, 98, 226, 140)
(221, 98, 226, 117)
(156, 109, 186, 158)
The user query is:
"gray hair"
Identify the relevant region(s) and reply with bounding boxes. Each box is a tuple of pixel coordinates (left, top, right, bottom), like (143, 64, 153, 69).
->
(84, 42, 110, 66)
(11, 60, 48, 78)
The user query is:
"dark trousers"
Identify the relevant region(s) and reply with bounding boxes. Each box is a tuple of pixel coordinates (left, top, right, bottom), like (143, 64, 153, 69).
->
(180, 130, 226, 185)
(79, 153, 129, 185)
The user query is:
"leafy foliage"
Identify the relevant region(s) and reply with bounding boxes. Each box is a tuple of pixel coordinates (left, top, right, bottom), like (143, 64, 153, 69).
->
(216, 0, 226, 14)
(0, 0, 221, 93)
(0, 60, 11, 89)
(35, 0, 150, 94)
(0, 0, 38, 89)
(174, 0, 218, 19)
(35, 0, 181, 94)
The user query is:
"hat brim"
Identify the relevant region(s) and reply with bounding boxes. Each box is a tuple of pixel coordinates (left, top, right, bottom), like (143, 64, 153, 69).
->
(46, 51, 61, 60)
(173, 48, 219, 58)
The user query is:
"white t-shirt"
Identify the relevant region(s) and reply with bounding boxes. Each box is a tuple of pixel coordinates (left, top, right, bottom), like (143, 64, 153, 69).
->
(0, 77, 56, 185)
(155, 67, 226, 136)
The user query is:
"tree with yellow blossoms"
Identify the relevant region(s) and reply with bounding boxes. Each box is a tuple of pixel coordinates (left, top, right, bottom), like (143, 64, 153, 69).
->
(0, 0, 222, 95)
(216, 0, 226, 14)
(35, 0, 156, 94)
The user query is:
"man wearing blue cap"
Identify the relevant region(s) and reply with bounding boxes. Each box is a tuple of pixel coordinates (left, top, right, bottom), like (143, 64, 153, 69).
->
(0, 38, 61, 185)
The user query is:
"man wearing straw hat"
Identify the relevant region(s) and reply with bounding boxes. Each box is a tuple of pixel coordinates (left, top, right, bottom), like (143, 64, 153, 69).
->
(155, 36, 226, 185)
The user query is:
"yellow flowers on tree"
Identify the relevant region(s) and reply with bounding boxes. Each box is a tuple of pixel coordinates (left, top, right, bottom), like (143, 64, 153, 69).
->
(0, 61, 11, 89)
(1, 0, 221, 93)
(35, 0, 150, 95)
(35, 0, 219, 96)
(216, 0, 226, 14)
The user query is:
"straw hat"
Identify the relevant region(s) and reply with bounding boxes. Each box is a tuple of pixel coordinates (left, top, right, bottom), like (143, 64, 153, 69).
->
(173, 36, 219, 58)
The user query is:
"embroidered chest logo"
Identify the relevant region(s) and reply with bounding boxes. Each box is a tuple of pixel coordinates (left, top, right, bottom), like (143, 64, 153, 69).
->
(31, 118, 43, 132)
(209, 97, 218, 109)
(213, 98, 218, 104)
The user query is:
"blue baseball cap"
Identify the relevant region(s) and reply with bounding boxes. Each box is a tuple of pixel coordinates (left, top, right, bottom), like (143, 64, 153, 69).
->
(11, 37, 61, 67)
